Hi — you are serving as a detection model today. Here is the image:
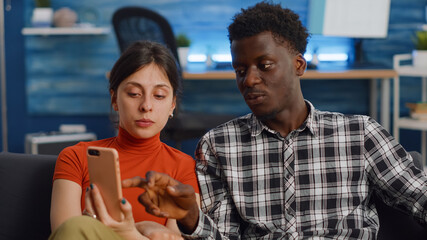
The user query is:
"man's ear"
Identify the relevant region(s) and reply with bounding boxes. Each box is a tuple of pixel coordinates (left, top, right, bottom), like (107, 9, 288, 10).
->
(294, 53, 307, 76)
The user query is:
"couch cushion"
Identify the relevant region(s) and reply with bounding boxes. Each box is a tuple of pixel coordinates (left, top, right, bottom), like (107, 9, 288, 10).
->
(0, 152, 57, 240)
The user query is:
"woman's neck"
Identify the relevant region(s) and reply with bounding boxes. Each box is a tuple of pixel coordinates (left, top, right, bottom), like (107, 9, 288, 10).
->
(114, 127, 162, 154)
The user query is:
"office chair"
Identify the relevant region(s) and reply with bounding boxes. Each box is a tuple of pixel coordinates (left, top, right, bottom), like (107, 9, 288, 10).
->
(112, 6, 235, 149)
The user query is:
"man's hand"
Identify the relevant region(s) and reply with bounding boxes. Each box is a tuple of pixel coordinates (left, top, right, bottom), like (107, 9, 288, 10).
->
(122, 171, 200, 233)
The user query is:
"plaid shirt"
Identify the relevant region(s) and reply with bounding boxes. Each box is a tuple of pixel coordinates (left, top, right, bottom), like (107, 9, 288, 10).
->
(186, 101, 427, 240)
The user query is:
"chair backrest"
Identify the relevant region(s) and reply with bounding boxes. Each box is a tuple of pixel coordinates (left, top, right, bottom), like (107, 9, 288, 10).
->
(112, 6, 179, 65)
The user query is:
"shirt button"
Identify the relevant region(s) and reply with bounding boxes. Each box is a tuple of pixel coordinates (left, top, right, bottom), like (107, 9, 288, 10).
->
(285, 173, 292, 179)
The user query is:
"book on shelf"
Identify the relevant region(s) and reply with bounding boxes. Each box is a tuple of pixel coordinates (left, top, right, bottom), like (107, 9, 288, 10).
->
(406, 102, 427, 120)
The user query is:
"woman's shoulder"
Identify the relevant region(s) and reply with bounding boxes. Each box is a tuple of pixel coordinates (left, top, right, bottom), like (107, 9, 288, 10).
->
(59, 137, 117, 157)
(161, 143, 194, 162)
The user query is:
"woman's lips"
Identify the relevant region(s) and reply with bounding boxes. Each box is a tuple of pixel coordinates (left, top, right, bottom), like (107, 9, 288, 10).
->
(136, 119, 154, 127)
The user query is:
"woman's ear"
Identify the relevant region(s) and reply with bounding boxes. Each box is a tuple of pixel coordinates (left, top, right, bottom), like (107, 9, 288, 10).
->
(110, 89, 118, 111)
(170, 96, 177, 115)
(294, 53, 307, 76)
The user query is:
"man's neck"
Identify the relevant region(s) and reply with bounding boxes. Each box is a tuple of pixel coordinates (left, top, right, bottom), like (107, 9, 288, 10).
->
(264, 100, 308, 138)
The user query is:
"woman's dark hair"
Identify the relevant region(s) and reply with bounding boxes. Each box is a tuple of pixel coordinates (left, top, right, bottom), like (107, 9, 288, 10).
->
(109, 41, 181, 98)
(227, 1, 309, 54)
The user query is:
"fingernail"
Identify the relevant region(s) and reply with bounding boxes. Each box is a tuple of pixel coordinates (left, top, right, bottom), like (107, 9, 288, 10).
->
(90, 183, 93, 189)
(86, 187, 89, 192)
(168, 186, 175, 192)
(121, 198, 126, 204)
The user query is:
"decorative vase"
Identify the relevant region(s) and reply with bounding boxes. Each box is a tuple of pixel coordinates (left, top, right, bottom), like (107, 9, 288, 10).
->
(178, 47, 189, 69)
(53, 7, 78, 27)
(412, 49, 427, 69)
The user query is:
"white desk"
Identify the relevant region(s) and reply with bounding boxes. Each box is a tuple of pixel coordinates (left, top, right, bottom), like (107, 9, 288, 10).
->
(183, 68, 397, 132)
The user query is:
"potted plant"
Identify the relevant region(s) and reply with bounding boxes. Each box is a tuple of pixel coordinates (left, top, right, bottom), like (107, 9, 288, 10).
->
(35, 0, 51, 7)
(412, 30, 427, 68)
(32, 0, 53, 27)
(176, 33, 191, 69)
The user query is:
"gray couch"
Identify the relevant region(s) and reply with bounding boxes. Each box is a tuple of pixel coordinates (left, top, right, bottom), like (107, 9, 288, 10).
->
(0, 151, 425, 240)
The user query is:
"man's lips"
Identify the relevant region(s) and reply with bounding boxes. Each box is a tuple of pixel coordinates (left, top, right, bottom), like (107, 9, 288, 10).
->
(244, 91, 266, 105)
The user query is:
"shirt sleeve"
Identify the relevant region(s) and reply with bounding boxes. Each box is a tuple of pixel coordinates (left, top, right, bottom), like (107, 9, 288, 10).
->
(53, 144, 88, 187)
(364, 117, 427, 225)
(182, 134, 242, 240)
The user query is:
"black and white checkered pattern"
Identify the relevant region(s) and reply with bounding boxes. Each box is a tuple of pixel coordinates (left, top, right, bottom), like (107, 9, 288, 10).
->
(185, 101, 427, 240)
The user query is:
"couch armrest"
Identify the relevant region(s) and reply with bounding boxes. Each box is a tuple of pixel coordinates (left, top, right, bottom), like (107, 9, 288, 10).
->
(0, 152, 57, 240)
(376, 151, 427, 240)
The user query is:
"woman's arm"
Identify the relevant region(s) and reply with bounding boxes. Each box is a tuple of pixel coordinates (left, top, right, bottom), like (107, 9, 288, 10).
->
(50, 179, 82, 231)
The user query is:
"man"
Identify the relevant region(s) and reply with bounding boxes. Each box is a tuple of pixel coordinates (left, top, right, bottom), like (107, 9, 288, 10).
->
(133, 2, 427, 239)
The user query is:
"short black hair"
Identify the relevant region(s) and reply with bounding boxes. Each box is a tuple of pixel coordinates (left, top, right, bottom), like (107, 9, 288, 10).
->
(227, 1, 309, 54)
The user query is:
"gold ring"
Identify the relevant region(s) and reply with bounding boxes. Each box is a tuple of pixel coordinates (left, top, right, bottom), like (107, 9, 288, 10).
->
(82, 209, 97, 219)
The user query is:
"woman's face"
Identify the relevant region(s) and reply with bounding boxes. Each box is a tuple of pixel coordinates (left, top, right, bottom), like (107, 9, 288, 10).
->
(111, 63, 176, 139)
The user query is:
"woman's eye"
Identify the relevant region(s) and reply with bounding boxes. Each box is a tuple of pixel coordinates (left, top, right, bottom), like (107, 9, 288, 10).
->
(154, 94, 166, 99)
(128, 92, 141, 97)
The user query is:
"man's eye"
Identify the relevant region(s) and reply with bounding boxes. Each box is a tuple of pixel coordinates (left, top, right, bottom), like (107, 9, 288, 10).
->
(260, 63, 272, 70)
(235, 69, 245, 76)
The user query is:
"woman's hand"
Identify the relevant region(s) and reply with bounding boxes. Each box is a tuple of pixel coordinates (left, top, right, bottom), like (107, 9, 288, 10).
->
(135, 221, 183, 240)
(85, 184, 148, 240)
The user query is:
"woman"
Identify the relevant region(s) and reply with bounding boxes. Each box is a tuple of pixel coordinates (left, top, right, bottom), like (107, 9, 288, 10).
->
(50, 41, 200, 239)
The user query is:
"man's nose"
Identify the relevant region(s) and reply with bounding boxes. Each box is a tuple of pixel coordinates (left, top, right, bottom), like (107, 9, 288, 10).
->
(243, 66, 261, 87)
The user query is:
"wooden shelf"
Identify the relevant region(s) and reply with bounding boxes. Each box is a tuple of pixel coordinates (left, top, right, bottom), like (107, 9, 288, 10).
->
(397, 117, 427, 131)
(396, 66, 427, 77)
(183, 69, 397, 80)
(22, 27, 110, 36)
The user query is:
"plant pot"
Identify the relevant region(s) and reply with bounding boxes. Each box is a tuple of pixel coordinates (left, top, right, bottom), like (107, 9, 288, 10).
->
(178, 47, 189, 69)
(412, 49, 427, 69)
(31, 7, 53, 27)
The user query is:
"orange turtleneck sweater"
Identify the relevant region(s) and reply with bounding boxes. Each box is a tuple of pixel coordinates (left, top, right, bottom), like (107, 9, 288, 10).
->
(53, 127, 199, 225)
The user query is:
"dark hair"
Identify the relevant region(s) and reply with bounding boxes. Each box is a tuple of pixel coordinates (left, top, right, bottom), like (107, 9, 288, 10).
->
(227, 1, 309, 54)
(109, 41, 181, 98)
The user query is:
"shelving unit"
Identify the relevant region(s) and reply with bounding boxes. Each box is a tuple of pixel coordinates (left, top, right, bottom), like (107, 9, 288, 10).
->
(21, 27, 110, 36)
(393, 54, 427, 166)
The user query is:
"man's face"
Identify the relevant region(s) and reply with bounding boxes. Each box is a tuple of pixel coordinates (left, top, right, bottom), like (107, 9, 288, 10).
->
(231, 31, 306, 121)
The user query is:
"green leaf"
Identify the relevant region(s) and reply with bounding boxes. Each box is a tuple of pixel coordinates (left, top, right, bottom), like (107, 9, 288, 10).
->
(414, 31, 427, 50)
(176, 33, 191, 47)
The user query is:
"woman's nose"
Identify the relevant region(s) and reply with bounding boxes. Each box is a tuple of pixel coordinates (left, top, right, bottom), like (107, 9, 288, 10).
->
(139, 97, 152, 112)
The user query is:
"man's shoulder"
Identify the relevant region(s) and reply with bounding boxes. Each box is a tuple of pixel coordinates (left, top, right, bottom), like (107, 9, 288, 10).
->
(210, 113, 252, 132)
(314, 108, 370, 124)
(199, 113, 253, 143)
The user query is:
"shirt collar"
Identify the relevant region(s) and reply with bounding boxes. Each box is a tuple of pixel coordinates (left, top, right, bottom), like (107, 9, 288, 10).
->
(248, 100, 318, 138)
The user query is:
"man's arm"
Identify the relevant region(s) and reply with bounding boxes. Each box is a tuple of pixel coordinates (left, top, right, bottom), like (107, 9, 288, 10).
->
(123, 135, 244, 239)
(184, 136, 243, 239)
(364, 117, 427, 224)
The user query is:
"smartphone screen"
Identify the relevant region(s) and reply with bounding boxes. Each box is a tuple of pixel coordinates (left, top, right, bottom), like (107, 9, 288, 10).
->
(87, 146, 123, 221)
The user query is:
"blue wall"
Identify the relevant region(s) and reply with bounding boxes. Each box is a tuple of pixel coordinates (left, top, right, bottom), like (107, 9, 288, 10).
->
(2, 0, 427, 157)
